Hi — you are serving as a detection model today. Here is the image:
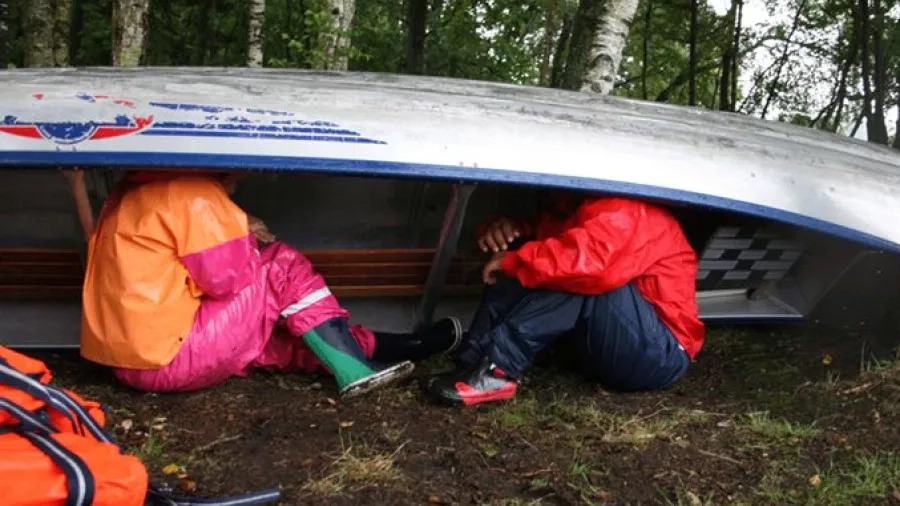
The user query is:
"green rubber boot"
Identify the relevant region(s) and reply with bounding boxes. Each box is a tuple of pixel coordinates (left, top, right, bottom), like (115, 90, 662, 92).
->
(303, 319, 414, 399)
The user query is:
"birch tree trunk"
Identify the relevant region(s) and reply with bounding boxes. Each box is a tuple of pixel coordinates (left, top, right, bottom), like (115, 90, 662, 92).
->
(52, 0, 71, 66)
(640, 0, 653, 100)
(578, 0, 639, 95)
(323, 0, 355, 70)
(247, 0, 265, 68)
(24, 0, 55, 66)
(730, 0, 743, 111)
(893, 104, 900, 150)
(112, 0, 151, 67)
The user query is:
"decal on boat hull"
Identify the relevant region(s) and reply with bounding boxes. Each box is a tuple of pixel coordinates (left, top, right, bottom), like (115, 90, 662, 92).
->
(0, 92, 386, 146)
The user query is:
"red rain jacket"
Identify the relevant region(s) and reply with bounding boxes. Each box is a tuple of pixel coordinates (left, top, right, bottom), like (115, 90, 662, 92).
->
(496, 196, 705, 360)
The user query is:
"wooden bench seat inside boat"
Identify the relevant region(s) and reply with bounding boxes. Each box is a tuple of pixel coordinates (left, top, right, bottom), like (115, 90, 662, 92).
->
(0, 248, 486, 301)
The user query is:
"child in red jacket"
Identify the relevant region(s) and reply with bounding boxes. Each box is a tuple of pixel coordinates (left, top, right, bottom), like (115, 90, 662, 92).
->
(423, 191, 705, 406)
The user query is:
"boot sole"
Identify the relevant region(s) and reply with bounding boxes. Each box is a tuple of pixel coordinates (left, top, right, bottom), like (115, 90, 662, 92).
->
(339, 361, 416, 399)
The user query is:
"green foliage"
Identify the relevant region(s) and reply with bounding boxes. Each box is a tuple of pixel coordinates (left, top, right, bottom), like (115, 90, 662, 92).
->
(617, 0, 730, 106)
(8, 0, 898, 143)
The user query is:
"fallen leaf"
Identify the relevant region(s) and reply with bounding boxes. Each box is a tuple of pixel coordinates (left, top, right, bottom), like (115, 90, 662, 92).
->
(822, 353, 833, 366)
(178, 480, 197, 492)
(427, 495, 442, 504)
(162, 464, 182, 476)
(596, 490, 614, 501)
(481, 445, 499, 458)
(325, 397, 337, 406)
(340, 421, 355, 428)
(470, 430, 489, 440)
(808, 474, 822, 487)
(177, 472, 189, 479)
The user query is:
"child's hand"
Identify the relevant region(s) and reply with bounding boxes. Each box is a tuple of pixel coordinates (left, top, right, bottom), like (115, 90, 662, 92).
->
(478, 217, 530, 253)
(482, 252, 506, 285)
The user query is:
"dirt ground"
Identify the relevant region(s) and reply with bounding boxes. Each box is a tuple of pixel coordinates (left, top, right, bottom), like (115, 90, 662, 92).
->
(34, 325, 900, 506)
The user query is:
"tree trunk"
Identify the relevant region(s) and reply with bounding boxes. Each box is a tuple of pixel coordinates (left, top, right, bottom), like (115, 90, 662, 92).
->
(730, 0, 743, 111)
(893, 103, 900, 150)
(857, 0, 875, 134)
(826, 19, 858, 132)
(717, 0, 737, 111)
(866, 0, 889, 144)
(52, 0, 71, 66)
(759, 0, 808, 119)
(69, 0, 84, 65)
(539, 0, 557, 86)
(112, 0, 151, 67)
(550, 7, 574, 89)
(406, 0, 427, 74)
(559, 0, 596, 90)
(191, 0, 214, 66)
(323, 0, 355, 70)
(688, 0, 698, 106)
(24, 0, 55, 66)
(247, 0, 265, 68)
(640, 0, 653, 100)
(578, 0, 638, 95)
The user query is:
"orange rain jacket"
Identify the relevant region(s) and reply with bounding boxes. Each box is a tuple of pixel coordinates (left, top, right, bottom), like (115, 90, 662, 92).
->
(80, 173, 259, 370)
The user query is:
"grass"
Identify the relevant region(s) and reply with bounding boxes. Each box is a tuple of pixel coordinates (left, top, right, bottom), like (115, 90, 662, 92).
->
(302, 435, 406, 496)
(758, 452, 900, 505)
(737, 411, 820, 445)
(129, 429, 169, 472)
(485, 394, 710, 447)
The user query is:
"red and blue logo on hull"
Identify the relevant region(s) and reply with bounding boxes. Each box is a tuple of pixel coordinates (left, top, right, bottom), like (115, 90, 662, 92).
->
(0, 93, 154, 144)
(0, 92, 386, 146)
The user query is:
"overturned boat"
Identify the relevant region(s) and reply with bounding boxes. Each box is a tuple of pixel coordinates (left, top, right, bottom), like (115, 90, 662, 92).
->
(0, 67, 899, 348)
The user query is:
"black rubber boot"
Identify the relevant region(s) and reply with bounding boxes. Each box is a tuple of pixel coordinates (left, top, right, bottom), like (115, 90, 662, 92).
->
(372, 317, 463, 363)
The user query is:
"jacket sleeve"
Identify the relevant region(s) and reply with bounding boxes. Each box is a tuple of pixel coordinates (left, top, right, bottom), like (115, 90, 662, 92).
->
(500, 198, 660, 294)
(175, 179, 260, 299)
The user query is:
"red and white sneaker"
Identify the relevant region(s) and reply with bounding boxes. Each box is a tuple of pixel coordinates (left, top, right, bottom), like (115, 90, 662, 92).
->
(424, 357, 519, 407)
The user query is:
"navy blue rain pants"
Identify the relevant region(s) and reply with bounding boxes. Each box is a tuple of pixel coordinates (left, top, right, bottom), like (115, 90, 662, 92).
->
(454, 276, 689, 392)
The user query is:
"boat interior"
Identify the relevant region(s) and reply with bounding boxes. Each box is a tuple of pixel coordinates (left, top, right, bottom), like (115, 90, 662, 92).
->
(0, 167, 885, 348)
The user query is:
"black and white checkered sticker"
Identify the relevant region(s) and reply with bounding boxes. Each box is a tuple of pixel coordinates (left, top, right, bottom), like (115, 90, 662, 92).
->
(696, 226, 803, 291)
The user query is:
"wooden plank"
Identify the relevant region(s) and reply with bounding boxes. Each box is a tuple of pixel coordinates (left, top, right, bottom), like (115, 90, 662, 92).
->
(0, 247, 486, 300)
